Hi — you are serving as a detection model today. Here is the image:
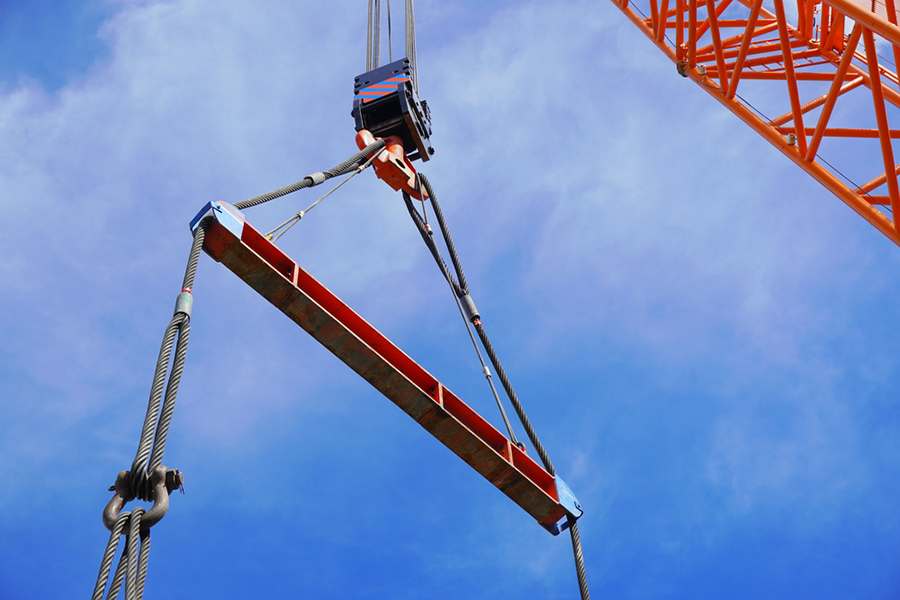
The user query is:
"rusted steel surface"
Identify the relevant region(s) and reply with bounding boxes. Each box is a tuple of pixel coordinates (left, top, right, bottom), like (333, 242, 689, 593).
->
(202, 212, 571, 532)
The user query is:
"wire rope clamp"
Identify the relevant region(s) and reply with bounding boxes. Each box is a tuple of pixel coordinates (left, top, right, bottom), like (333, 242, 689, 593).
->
(356, 129, 423, 200)
(102, 466, 184, 533)
(543, 475, 584, 536)
(351, 57, 434, 162)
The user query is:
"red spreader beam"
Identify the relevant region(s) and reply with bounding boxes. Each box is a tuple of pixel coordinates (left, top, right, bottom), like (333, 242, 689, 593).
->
(198, 203, 578, 534)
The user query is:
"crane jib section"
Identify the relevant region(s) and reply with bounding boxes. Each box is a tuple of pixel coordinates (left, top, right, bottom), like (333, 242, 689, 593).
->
(612, 0, 900, 246)
(194, 201, 583, 535)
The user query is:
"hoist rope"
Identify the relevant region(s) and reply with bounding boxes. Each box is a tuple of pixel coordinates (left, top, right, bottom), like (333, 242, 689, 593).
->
(366, 0, 417, 83)
(387, 0, 393, 63)
(373, 0, 381, 68)
(405, 0, 418, 93)
(403, 173, 591, 600)
(367, 0, 375, 71)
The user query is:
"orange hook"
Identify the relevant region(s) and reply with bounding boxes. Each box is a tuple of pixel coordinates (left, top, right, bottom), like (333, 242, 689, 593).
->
(355, 129, 423, 200)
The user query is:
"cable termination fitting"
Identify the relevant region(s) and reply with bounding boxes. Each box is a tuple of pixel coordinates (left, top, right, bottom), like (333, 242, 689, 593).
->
(460, 294, 480, 323)
(174, 288, 193, 318)
(305, 172, 327, 187)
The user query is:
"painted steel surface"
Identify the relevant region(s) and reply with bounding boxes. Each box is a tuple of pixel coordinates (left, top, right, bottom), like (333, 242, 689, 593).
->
(612, 0, 900, 245)
(201, 209, 576, 534)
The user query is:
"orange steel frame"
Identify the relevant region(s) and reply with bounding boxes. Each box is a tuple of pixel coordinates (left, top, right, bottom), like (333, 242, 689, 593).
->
(611, 0, 900, 246)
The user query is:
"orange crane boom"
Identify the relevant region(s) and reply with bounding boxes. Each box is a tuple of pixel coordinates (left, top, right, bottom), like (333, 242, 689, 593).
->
(611, 0, 900, 246)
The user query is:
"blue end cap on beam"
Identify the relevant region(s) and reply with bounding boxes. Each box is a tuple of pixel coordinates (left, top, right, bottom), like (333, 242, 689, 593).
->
(543, 475, 584, 536)
(190, 201, 245, 236)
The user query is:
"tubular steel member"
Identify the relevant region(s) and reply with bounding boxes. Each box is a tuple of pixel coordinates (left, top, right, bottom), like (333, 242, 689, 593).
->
(190, 200, 583, 536)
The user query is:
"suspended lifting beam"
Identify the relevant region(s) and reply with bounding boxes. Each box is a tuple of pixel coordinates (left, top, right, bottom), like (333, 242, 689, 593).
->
(192, 201, 582, 535)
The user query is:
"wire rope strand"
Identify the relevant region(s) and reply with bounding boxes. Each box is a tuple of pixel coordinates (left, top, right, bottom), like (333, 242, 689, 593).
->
(413, 175, 556, 474)
(125, 508, 144, 600)
(406, 0, 417, 93)
(473, 321, 556, 475)
(387, 0, 393, 63)
(105, 540, 129, 600)
(418, 175, 470, 295)
(367, 0, 374, 70)
(182, 218, 208, 292)
(232, 140, 385, 211)
(404, 175, 590, 598)
(373, 0, 381, 68)
(267, 152, 378, 243)
(135, 531, 152, 600)
(130, 319, 180, 496)
(403, 191, 520, 443)
(147, 315, 190, 473)
(568, 517, 592, 600)
(92, 512, 129, 600)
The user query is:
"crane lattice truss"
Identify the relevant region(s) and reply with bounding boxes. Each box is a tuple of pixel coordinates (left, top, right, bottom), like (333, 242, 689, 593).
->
(612, 0, 900, 245)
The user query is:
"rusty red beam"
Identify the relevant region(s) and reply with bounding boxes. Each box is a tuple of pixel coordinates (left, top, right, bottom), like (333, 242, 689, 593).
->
(197, 203, 581, 535)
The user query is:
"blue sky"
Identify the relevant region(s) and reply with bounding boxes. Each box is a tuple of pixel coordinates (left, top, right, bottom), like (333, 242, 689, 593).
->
(2, 0, 900, 598)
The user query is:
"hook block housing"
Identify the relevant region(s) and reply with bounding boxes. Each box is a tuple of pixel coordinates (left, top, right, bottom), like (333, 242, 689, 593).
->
(352, 57, 434, 162)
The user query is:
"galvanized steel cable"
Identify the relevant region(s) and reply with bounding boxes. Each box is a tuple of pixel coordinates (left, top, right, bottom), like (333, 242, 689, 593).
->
(405, 0, 418, 93)
(232, 139, 386, 211)
(94, 221, 207, 600)
(367, 0, 375, 70)
(410, 174, 556, 473)
(403, 173, 591, 600)
(95, 144, 386, 599)
(568, 517, 592, 600)
(403, 188, 520, 446)
(366, 0, 417, 82)
(266, 152, 378, 243)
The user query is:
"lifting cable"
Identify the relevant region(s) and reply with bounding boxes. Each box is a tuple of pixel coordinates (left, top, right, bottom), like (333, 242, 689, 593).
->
(403, 174, 592, 600)
(91, 141, 385, 600)
(367, 0, 418, 91)
(265, 152, 379, 242)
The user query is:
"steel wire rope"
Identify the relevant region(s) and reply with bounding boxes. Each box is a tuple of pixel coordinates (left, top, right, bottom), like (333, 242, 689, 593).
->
(232, 139, 386, 211)
(403, 173, 591, 600)
(403, 187, 520, 445)
(373, 0, 381, 68)
(387, 0, 393, 63)
(406, 0, 418, 93)
(94, 220, 209, 600)
(265, 153, 378, 242)
(92, 512, 129, 600)
(367, 0, 375, 70)
(95, 143, 389, 599)
(416, 174, 556, 473)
